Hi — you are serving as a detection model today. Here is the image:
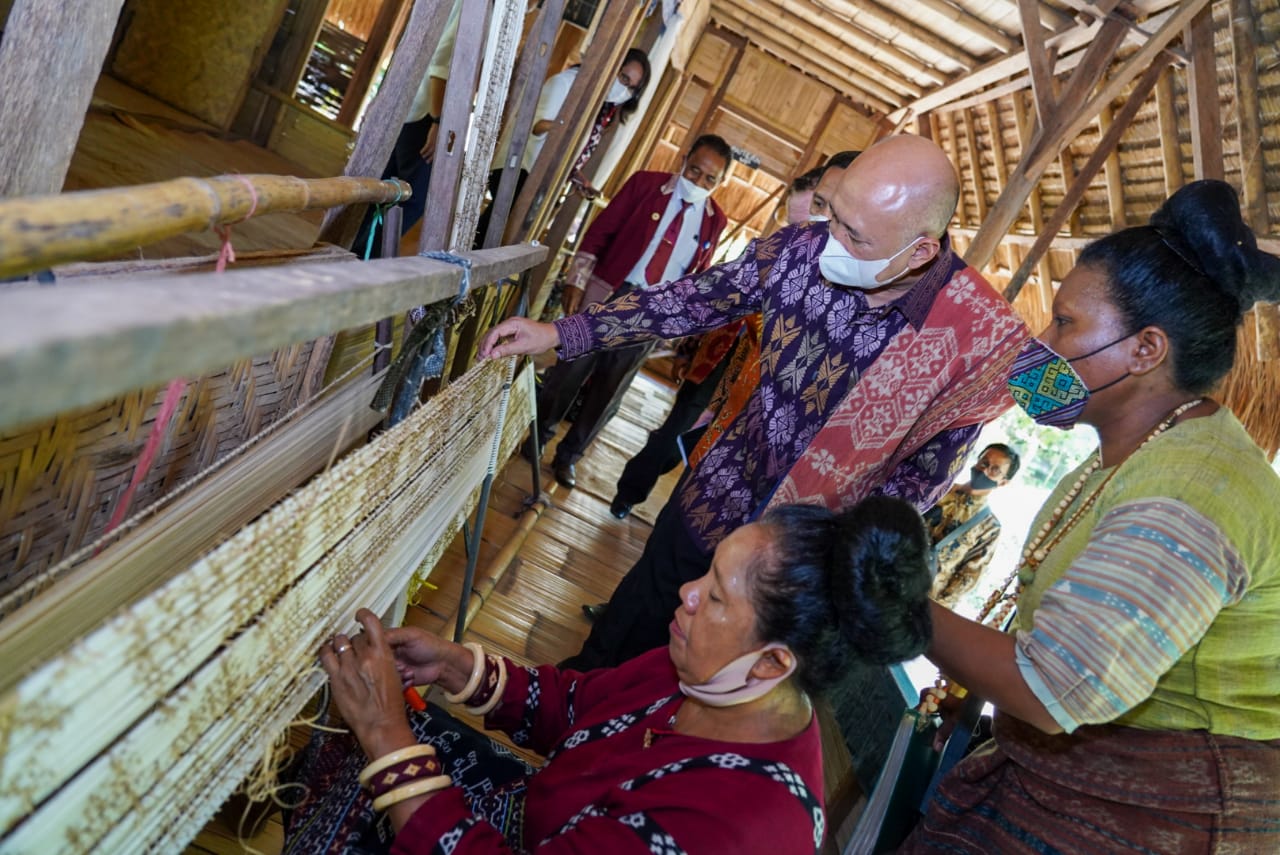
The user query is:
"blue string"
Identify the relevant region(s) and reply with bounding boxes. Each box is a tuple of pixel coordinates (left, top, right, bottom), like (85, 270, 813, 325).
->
(420, 250, 473, 303)
(362, 206, 385, 260)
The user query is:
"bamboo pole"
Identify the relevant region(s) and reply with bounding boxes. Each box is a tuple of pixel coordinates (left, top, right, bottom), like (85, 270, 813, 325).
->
(0, 174, 411, 279)
(445, 484, 559, 635)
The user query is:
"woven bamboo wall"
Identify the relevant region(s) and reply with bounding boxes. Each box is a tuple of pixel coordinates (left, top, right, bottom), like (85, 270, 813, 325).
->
(112, 0, 290, 129)
(0, 342, 320, 600)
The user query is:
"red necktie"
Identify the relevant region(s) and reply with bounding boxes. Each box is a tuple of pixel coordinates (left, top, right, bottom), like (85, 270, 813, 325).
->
(644, 200, 692, 286)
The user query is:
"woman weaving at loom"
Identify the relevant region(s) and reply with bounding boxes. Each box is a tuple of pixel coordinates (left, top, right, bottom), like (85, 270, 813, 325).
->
(283, 497, 933, 853)
(902, 180, 1280, 852)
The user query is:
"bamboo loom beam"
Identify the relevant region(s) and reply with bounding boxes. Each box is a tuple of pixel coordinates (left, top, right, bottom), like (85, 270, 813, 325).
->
(0, 243, 546, 432)
(0, 173, 412, 279)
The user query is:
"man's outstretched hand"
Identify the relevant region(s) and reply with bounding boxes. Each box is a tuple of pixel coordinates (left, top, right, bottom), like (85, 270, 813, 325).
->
(478, 317, 561, 360)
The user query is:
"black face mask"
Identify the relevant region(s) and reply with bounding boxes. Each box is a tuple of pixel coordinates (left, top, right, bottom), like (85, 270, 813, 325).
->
(969, 467, 999, 491)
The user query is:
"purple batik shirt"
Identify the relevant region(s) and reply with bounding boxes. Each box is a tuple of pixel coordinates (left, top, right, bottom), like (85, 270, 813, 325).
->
(555, 223, 980, 553)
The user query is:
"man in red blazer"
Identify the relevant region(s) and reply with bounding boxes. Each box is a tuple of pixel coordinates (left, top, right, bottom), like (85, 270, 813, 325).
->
(528, 134, 733, 487)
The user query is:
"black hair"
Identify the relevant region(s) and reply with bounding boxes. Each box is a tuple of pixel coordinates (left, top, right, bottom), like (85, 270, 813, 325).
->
(791, 165, 825, 194)
(749, 497, 933, 697)
(688, 133, 733, 169)
(981, 442, 1021, 479)
(616, 48, 651, 124)
(824, 150, 862, 170)
(1078, 180, 1280, 394)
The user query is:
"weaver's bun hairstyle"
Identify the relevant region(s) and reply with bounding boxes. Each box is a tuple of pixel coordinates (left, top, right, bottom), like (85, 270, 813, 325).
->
(748, 497, 932, 697)
(1078, 179, 1280, 394)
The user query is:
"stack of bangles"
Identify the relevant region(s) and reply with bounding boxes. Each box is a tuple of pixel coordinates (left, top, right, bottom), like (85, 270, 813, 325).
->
(443, 641, 508, 716)
(360, 745, 452, 811)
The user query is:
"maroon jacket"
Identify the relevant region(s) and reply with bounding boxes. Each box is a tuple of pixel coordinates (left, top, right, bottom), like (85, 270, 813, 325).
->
(566, 171, 728, 296)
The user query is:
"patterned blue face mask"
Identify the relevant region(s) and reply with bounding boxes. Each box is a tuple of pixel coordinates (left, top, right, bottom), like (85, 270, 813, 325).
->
(1006, 336, 1131, 429)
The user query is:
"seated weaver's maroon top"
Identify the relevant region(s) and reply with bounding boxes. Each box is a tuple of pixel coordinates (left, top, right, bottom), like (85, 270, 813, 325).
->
(393, 648, 826, 854)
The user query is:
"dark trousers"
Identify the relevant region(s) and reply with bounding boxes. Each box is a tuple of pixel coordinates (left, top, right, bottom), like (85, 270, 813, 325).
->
(561, 495, 713, 670)
(614, 355, 729, 505)
(534, 285, 655, 465)
(473, 168, 528, 249)
(352, 116, 436, 258)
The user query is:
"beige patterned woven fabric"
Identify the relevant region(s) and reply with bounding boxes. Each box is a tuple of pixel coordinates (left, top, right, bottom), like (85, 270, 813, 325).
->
(0, 359, 532, 852)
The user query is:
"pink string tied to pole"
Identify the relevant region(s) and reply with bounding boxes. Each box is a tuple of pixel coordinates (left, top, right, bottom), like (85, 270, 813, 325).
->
(99, 175, 261, 544)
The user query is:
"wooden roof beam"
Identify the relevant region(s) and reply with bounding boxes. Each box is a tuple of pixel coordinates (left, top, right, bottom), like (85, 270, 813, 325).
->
(966, 0, 1209, 273)
(1005, 53, 1175, 299)
(891, 3, 1182, 121)
(811, 0, 981, 72)
(1018, 0, 1060, 126)
(901, 0, 1021, 53)
(763, 0, 948, 88)
(710, 6, 901, 109)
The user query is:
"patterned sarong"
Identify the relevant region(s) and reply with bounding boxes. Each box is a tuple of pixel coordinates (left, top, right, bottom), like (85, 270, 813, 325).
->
(901, 712, 1280, 853)
(282, 703, 535, 855)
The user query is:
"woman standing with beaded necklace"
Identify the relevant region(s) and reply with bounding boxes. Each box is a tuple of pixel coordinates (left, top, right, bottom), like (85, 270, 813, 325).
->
(902, 180, 1280, 854)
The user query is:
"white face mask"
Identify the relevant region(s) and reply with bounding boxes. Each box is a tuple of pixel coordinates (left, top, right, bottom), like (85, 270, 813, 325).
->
(606, 80, 632, 105)
(678, 643, 797, 707)
(819, 232, 922, 289)
(677, 175, 713, 204)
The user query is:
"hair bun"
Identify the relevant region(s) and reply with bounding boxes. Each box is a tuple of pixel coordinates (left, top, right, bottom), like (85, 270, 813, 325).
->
(1151, 180, 1280, 314)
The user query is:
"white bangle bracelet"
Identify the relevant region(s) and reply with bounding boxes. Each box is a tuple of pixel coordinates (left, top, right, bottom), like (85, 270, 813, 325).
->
(443, 642, 486, 704)
(371, 774, 454, 811)
(464, 656, 507, 717)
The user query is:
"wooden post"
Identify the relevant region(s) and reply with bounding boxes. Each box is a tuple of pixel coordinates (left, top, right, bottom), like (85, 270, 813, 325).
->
(1155, 66, 1184, 196)
(335, 0, 408, 128)
(1004, 55, 1172, 301)
(1098, 103, 1127, 228)
(962, 108, 989, 223)
(1229, 0, 1268, 230)
(691, 34, 746, 141)
(1184, 3, 1225, 181)
(317, 0, 456, 249)
(0, 0, 129, 197)
(481, 0, 566, 249)
(1011, 89, 1052, 301)
(417, 1, 494, 252)
(506, 0, 645, 244)
(797, 96, 845, 170)
(985, 100, 1009, 191)
(942, 110, 964, 225)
